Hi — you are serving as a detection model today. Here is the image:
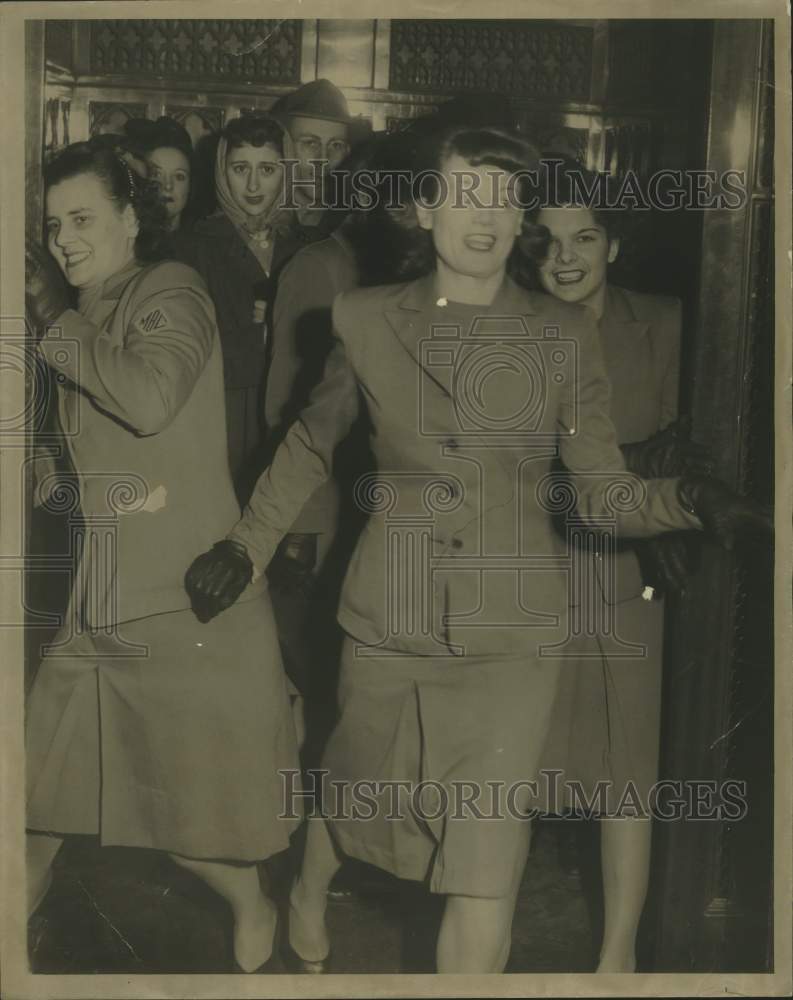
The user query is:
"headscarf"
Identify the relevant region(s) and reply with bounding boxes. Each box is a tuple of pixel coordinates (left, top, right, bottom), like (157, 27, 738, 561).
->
(214, 123, 296, 273)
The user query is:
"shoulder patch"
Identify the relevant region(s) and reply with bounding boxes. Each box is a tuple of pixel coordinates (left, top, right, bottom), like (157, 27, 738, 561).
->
(136, 308, 169, 334)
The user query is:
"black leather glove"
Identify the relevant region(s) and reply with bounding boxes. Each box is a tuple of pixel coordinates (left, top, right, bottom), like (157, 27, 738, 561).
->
(184, 539, 253, 623)
(25, 241, 72, 336)
(678, 475, 773, 551)
(267, 532, 318, 597)
(621, 417, 715, 480)
(634, 533, 698, 598)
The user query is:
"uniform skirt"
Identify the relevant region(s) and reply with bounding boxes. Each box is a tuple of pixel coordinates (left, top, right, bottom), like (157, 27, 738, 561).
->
(531, 592, 665, 817)
(26, 591, 301, 861)
(318, 636, 563, 899)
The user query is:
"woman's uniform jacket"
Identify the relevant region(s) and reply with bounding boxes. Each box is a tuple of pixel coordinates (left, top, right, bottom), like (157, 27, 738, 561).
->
(37, 260, 263, 631)
(598, 285, 682, 603)
(229, 273, 699, 658)
(263, 229, 360, 537)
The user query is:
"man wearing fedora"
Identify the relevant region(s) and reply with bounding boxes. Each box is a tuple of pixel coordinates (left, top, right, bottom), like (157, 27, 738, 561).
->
(262, 79, 356, 733)
(270, 78, 353, 232)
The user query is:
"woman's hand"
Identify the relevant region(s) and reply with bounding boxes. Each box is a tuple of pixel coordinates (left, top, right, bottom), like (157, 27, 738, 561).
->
(185, 539, 253, 623)
(25, 241, 72, 336)
(678, 475, 773, 551)
(620, 417, 715, 480)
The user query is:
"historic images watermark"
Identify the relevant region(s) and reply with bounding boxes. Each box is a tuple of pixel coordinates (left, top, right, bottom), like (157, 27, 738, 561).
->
(276, 161, 749, 214)
(279, 769, 749, 823)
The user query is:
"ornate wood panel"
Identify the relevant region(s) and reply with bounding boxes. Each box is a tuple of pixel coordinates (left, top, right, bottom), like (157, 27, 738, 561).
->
(165, 105, 225, 146)
(389, 19, 593, 100)
(89, 19, 302, 84)
(88, 100, 147, 135)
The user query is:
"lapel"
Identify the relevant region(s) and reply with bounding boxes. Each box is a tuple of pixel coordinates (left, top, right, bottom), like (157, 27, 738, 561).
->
(384, 273, 539, 400)
(382, 274, 542, 477)
(599, 285, 651, 366)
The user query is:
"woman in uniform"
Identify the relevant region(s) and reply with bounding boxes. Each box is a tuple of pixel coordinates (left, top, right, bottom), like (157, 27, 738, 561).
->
(532, 159, 711, 971)
(184, 125, 767, 974)
(24, 139, 299, 973)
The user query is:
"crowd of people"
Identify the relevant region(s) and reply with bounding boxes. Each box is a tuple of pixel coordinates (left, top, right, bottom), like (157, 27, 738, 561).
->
(24, 78, 770, 975)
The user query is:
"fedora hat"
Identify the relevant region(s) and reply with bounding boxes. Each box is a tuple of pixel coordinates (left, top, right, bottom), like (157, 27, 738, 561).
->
(270, 79, 352, 126)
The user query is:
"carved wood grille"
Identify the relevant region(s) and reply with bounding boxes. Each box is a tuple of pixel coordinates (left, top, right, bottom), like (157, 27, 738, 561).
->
(389, 20, 593, 100)
(89, 20, 302, 83)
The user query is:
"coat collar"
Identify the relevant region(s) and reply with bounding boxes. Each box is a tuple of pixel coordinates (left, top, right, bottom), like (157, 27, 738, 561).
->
(603, 284, 639, 324)
(393, 272, 538, 317)
(78, 259, 143, 311)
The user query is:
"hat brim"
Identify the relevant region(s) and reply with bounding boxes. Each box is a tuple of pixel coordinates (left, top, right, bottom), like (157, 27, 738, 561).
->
(272, 109, 353, 126)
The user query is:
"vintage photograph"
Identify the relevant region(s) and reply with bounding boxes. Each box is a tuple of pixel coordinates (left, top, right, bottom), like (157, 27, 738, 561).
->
(0, 3, 790, 997)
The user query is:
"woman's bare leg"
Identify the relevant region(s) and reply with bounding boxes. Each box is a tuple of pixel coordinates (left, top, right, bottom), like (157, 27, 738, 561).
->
(26, 832, 63, 916)
(288, 817, 341, 960)
(435, 819, 531, 973)
(597, 817, 652, 972)
(169, 854, 276, 972)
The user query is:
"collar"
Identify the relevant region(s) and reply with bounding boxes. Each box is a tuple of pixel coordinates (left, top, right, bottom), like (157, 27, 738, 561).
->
(78, 259, 143, 309)
(193, 212, 239, 239)
(395, 272, 538, 316)
(603, 284, 637, 323)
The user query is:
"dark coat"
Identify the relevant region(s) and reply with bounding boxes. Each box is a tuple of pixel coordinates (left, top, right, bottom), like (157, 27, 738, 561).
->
(172, 213, 323, 494)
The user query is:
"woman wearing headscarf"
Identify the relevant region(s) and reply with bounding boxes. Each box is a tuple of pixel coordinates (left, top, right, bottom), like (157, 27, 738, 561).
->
(172, 113, 315, 502)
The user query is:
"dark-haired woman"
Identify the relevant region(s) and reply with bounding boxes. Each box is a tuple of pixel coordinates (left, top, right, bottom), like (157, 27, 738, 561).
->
(185, 126, 767, 973)
(172, 114, 315, 502)
(531, 161, 711, 972)
(24, 140, 300, 972)
(124, 116, 194, 232)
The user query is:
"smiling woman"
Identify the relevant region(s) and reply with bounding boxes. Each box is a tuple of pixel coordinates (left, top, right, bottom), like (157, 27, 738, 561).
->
(183, 122, 768, 975)
(530, 158, 709, 971)
(24, 137, 301, 974)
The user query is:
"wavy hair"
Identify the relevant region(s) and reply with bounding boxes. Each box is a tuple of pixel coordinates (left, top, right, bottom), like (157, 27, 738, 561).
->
(43, 138, 171, 262)
(346, 124, 550, 288)
(533, 155, 632, 239)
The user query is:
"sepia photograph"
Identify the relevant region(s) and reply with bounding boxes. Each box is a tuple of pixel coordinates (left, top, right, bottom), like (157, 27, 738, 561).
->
(0, 2, 790, 997)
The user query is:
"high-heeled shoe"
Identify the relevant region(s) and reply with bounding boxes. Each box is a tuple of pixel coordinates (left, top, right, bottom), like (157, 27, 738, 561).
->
(281, 898, 331, 974)
(282, 939, 332, 975)
(232, 913, 283, 974)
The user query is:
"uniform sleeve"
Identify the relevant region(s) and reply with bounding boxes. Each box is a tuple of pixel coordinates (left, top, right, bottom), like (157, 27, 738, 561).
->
(38, 271, 215, 437)
(228, 292, 360, 571)
(266, 248, 350, 536)
(558, 304, 701, 537)
(658, 297, 683, 430)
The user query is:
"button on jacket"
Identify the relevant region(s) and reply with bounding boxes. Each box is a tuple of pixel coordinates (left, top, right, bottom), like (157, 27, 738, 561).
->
(229, 273, 699, 657)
